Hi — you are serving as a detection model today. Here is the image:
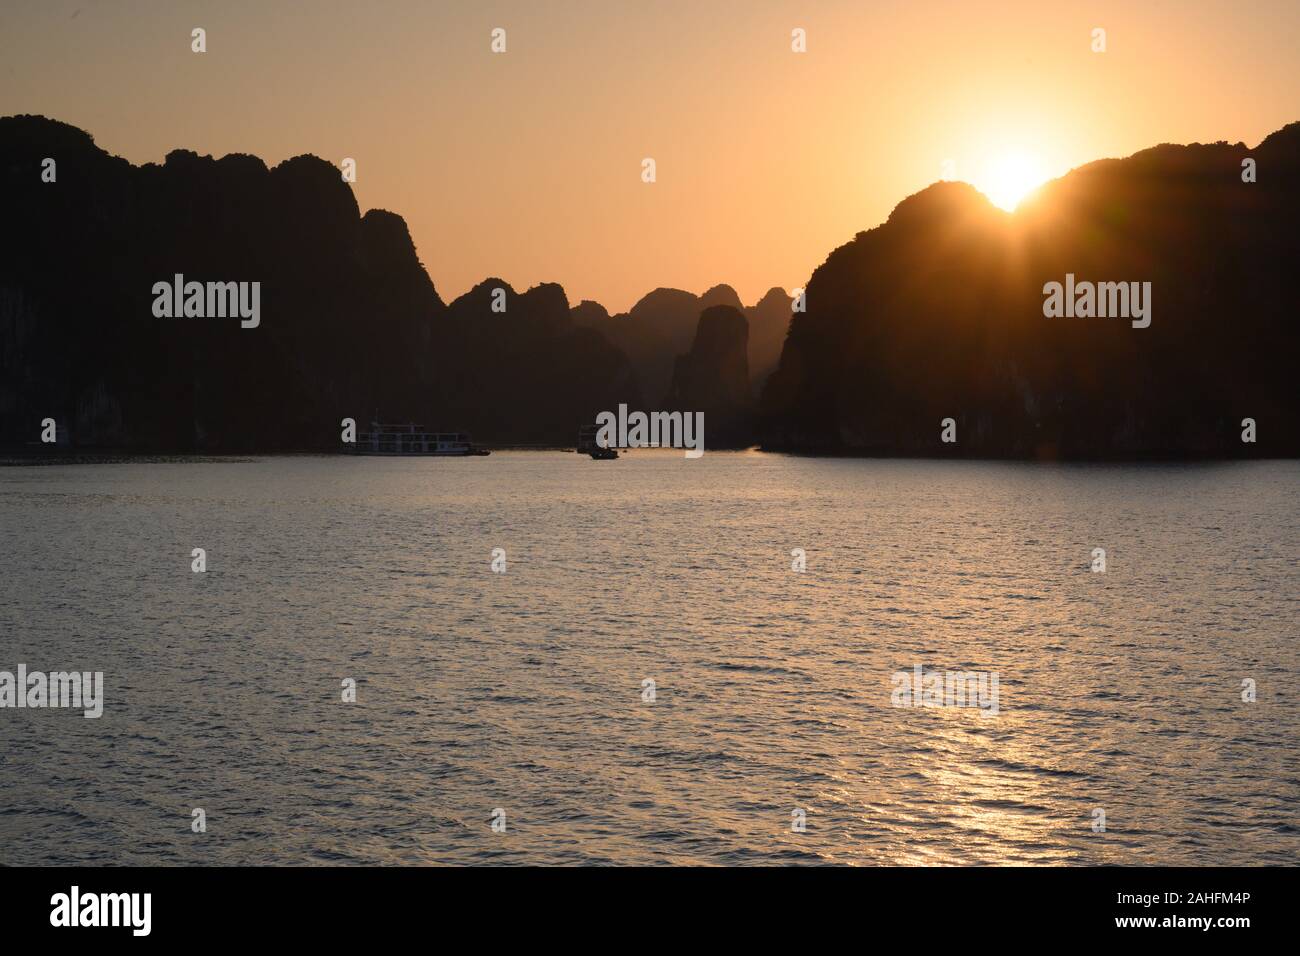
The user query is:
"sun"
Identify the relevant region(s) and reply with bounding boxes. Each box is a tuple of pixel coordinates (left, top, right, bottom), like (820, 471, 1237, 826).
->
(978, 151, 1049, 211)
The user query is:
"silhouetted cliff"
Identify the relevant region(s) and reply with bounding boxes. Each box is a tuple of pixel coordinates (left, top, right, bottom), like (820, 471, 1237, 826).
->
(663, 305, 754, 447)
(4, 114, 1296, 458)
(572, 283, 792, 402)
(745, 287, 794, 390)
(0, 115, 637, 450)
(761, 125, 1300, 457)
(436, 279, 641, 443)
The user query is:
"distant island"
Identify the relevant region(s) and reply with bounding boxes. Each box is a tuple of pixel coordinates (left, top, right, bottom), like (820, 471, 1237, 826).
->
(2, 115, 1296, 457)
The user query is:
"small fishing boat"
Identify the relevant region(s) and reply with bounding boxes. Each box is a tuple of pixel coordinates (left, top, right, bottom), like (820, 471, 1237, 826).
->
(576, 424, 618, 459)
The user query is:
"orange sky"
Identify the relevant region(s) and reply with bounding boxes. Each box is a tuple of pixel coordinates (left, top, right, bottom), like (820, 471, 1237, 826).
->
(2, 0, 1297, 312)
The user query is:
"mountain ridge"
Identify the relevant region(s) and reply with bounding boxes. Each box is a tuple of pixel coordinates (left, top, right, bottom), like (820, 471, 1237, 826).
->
(2, 113, 1295, 456)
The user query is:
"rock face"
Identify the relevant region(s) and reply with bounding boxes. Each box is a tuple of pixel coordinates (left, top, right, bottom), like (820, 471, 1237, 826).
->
(438, 279, 641, 443)
(5, 111, 1296, 458)
(573, 283, 791, 405)
(572, 284, 747, 405)
(744, 287, 793, 391)
(761, 124, 1300, 457)
(0, 115, 638, 450)
(663, 305, 754, 447)
(570, 299, 611, 328)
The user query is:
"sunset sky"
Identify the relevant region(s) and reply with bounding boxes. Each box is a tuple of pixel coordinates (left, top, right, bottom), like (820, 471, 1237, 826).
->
(2, 0, 1297, 312)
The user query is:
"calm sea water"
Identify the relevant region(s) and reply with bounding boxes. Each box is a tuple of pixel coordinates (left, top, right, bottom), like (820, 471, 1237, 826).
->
(0, 453, 1296, 865)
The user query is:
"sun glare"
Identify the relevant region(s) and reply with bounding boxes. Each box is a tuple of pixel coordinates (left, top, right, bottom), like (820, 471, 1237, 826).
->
(979, 151, 1049, 211)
